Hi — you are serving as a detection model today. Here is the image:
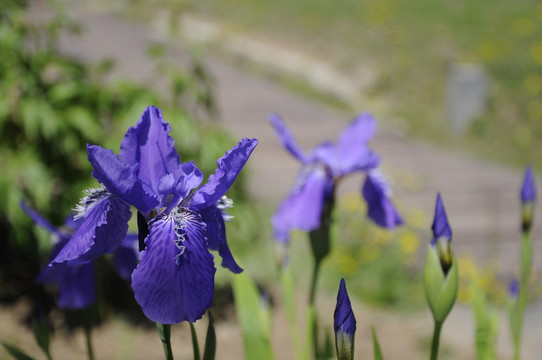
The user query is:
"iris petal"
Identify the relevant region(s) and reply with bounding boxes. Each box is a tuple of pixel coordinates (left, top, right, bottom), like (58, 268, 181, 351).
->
(271, 167, 331, 241)
(52, 196, 132, 266)
(432, 193, 452, 240)
(113, 234, 139, 281)
(362, 172, 403, 229)
(334, 278, 356, 335)
(87, 145, 159, 213)
(38, 263, 96, 310)
(131, 208, 216, 324)
(119, 106, 183, 194)
(199, 205, 243, 273)
(192, 138, 258, 209)
(20, 201, 58, 235)
(336, 113, 380, 175)
(268, 113, 308, 162)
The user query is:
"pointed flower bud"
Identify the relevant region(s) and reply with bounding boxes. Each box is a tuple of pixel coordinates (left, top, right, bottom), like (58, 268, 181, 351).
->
(334, 279, 356, 360)
(424, 194, 458, 323)
(521, 166, 536, 204)
(520, 166, 536, 233)
(431, 193, 453, 274)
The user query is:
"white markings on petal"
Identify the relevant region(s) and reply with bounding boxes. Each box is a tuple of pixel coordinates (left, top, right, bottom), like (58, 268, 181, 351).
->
(367, 169, 394, 198)
(216, 195, 234, 221)
(73, 187, 111, 220)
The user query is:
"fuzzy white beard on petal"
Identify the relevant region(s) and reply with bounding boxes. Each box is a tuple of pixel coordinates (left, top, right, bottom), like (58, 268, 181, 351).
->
(73, 187, 111, 220)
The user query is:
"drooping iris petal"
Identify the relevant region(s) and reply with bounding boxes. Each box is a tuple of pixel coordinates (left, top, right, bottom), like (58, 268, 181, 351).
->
(362, 171, 403, 229)
(271, 167, 331, 240)
(119, 106, 182, 193)
(131, 208, 216, 324)
(199, 205, 242, 273)
(37, 262, 96, 310)
(52, 196, 132, 266)
(336, 113, 380, 175)
(268, 113, 308, 163)
(521, 165, 536, 204)
(192, 138, 258, 209)
(113, 234, 139, 281)
(87, 145, 158, 213)
(432, 193, 452, 240)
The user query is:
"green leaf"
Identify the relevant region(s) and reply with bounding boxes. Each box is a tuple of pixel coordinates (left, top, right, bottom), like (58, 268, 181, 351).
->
(31, 317, 51, 360)
(232, 273, 274, 360)
(281, 265, 303, 359)
(202, 312, 216, 360)
(189, 323, 201, 360)
(372, 326, 384, 360)
(472, 277, 498, 360)
(2, 343, 36, 360)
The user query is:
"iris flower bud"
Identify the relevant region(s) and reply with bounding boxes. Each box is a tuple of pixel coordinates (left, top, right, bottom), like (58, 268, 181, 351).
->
(424, 194, 458, 323)
(520, 166, 536, 233)
(334, 279, 356, 360)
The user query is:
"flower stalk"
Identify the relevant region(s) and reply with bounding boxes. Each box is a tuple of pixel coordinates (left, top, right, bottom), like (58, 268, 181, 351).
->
(510, 166, 536, 360)
(156, 323, 174, 360)
(85, 325, 95, 360)
(429, 322, 443, 360)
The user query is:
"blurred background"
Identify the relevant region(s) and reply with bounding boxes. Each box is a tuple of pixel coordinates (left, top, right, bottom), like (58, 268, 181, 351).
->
(1, 0, 542, 358)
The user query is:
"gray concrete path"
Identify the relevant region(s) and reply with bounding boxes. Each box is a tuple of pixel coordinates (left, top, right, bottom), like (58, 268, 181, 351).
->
(20, 2, 542, 360)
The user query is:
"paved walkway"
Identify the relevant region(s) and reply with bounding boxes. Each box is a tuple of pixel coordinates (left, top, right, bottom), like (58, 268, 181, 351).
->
(22, 2, 541, 359)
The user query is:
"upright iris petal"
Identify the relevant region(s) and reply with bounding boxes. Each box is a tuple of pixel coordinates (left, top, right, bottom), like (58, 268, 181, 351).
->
(334, 278, 356, 360)
(119, 106, 183, 195)
(191, 137, 258, 208)
(268, 113, 308, 163)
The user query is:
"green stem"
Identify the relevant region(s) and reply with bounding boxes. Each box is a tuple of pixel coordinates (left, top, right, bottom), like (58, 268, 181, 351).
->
(430, 321, 443, 360)
(84, 326, 94, 360)
(156, 323, 174, 360)
(513, 230, 532, 360)
(190, 323, 201, 360)
(308, 259, 321, 307)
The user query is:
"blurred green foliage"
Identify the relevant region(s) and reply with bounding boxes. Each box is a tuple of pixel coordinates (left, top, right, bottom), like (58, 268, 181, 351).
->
(190, 0, 542, 169)
(0, 0, 259, 317)
(284, 193, 425, 310)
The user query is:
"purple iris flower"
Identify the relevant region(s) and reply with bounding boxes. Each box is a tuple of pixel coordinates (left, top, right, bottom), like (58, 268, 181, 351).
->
(51, 106, 257, 323)
(521, 165, 536, 204)
(21, 203, 138, 309)
(269, 113, 402, 242)
(334, 278, 356, 360)
(431, 193, 453, 274)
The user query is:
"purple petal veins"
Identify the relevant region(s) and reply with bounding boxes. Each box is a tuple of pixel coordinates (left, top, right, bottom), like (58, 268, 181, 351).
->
(131, 207, 216, 324)
(334, 278, 356, 336)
